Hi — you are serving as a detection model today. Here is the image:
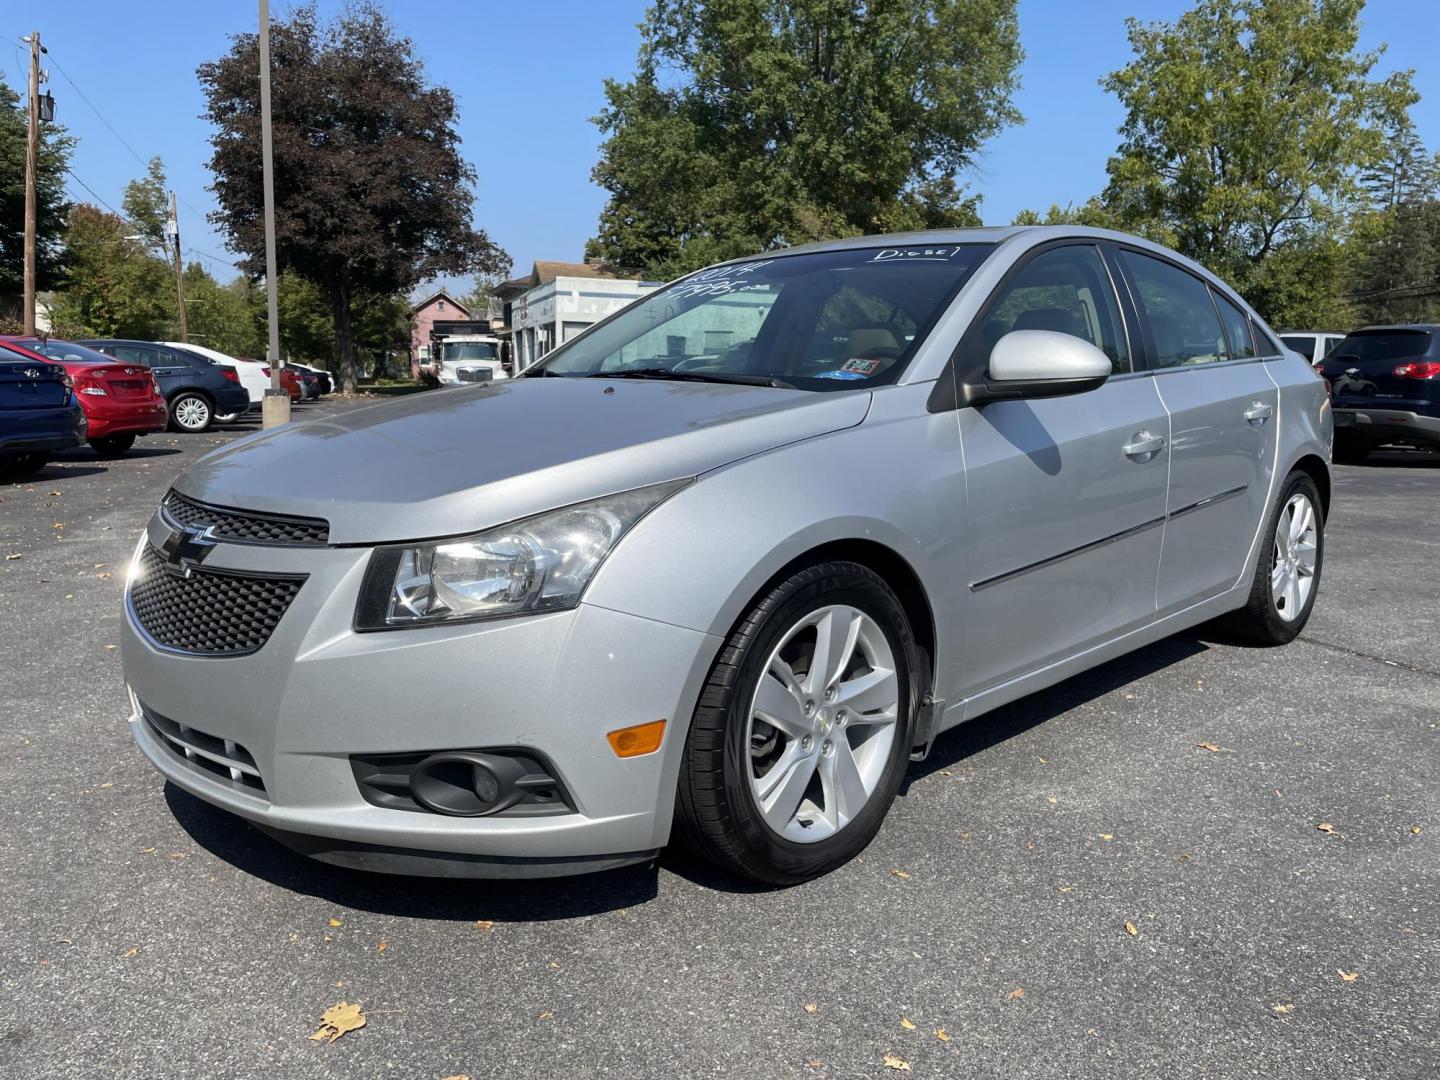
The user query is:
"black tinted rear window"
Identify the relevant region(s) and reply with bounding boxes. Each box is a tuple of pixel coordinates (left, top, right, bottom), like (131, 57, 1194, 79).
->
(1280, 335, 1315, 361)
(1330, 331, 1432, 362)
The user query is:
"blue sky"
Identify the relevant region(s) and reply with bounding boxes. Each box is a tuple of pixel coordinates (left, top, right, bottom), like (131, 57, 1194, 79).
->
(9, 0, 1438, 293)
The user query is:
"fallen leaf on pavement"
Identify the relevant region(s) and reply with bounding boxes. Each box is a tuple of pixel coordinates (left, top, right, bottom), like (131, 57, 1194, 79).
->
(440, 1075, 470, 1080)
(1124, 922, 1139, 937)
(934, 1028, 951, 1042)
(120, 947, 139, 959)
(538, 1010, 553, 1020)
(1411, 826, 1422, 835)
(5, 553, 20, 561)
(891, 869, 911, 880)
(1006, 987, 1025, 1000)
(1058, 886, 1074, 893)
(882, 1054, 912, 1072)
(1316, 822, 1337, 835)
(803, 1003, 819, 1014)
(899, 1017, 916, 1030)
(1196, 742, 1225, 753)
(474, 920, 494, 931)
(1099, 834, 1114, 841)
(376, 940, 388, 952)
(327, 917, 344, 927)
(310, 1001, 366, 1043)
(1271, 1003, 1293, 1015)
(1338, 970, 1359, 983)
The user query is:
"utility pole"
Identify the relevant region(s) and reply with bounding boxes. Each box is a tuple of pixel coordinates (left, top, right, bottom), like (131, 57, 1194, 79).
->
(167, 191, 189, 342)
(258, 0, 290, 428)
(22, 31, 42, 336)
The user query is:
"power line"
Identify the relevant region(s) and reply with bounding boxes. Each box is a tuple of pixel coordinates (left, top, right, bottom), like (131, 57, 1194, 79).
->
(46, 50, 150, 172)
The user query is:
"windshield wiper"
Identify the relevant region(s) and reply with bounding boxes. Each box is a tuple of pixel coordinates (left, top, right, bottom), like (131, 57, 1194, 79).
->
(584, 367, 796, 389)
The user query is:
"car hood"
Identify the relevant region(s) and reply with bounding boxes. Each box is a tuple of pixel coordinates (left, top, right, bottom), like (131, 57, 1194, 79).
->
(174, 378, 872, 544)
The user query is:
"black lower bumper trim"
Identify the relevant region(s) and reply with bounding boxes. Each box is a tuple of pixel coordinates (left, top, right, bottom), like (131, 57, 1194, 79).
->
(252, 824, 658, 879)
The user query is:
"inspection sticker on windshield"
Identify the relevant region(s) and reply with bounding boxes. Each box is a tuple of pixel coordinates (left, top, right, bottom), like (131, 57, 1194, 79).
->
(841, 358, 882, 376)
(870, 246, 967, 263)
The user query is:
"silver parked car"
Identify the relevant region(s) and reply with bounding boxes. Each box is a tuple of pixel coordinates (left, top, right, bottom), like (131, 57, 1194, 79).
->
(121, 227, 1332, 884)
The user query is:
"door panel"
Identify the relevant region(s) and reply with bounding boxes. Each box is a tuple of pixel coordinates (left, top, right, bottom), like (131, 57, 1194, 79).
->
(956, 377, 1170, 692)
(1115, 249, 1279, 611)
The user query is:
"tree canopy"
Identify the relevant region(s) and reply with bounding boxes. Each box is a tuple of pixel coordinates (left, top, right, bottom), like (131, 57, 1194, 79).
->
(198, 1, 508, 390)
(0, 73, 73, 305)
(586, 0, 1024, 278)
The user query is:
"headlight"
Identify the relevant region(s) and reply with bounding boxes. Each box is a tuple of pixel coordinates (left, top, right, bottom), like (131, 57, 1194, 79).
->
(354, 479, 691, 630)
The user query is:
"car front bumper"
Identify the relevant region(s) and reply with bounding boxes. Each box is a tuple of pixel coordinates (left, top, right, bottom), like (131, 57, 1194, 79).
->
(1333, 407, 1440, 447)
(121, 513, 720, 876)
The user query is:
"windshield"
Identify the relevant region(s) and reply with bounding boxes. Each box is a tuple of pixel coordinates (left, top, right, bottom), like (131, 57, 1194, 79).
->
(20, 339, 122, 365)
(442, 342, 498, 362)
(1328, 330, 1432, 363)
(533, 244, 993, 390)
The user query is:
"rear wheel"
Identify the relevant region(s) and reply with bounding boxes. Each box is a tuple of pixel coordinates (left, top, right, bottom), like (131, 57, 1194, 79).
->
(676, 561, 918, 885)
(1219, 471, 1324, 645)
(169, 393, 212, 433)
(0, 451, 50, 478)
(1332, 439, 1370, 465)
(88, 433, 136, 458)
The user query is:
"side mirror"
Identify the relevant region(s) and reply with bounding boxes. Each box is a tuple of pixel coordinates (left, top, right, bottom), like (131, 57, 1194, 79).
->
(964, 330, 1113, 405)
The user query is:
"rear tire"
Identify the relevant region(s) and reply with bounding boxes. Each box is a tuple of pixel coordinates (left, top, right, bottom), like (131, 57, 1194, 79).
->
(1332, 439, 1369, 465)
(675, 561, 918, 885)
(0, 451, 50, 478)
(169, 393, 212, 433)
(89, 433, 136, 458)
(1218, 470, 1324, 645)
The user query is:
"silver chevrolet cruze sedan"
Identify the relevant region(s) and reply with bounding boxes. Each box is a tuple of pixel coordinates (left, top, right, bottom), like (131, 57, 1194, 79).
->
(122, 227, 1331, 885)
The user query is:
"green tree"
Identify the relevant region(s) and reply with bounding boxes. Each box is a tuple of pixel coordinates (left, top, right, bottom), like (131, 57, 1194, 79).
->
(0, 73, 73, 307)
(183, 263, 266, 358)
(1100, 0, 1416, 313)
(587, 0, 1023, 277)
(1011, 199, 1121, 229)
(49, 203, 175, 337)
(198, 2, 509, 392)
(1349, 116, 1439, 323)
(123, 157, 170, 251)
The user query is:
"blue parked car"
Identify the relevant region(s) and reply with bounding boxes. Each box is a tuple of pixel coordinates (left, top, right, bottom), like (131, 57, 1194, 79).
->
(1320, 325, 1440, 462)
(78, 339, 250, 433)
(0, 341, 85, 478)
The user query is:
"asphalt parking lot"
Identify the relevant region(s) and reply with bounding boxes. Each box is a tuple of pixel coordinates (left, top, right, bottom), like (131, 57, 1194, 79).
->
(2, 398, 1437, 1080)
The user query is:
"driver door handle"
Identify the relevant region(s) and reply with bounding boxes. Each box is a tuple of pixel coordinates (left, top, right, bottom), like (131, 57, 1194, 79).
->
(1123, 430, 1166, 460)
(1244, 401, 1274, 424)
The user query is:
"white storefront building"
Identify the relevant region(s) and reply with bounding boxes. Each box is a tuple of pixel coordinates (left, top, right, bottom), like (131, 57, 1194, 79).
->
(503, 262, 662, 372)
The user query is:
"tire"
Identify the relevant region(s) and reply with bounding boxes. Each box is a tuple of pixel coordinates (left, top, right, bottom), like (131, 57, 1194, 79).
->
(1219, 470, 1324, 645)
(0, 451, 50, 478)
(88, 433, 136, 458)
(675, 560, 919, 885)
(1332, 439, 1369, 465)
(169, 393, 212, 433)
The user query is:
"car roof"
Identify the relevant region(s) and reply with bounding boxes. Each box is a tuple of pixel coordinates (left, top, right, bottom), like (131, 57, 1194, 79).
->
(1278, 330, 1347, 336)
(1346, 324, 1440, 333)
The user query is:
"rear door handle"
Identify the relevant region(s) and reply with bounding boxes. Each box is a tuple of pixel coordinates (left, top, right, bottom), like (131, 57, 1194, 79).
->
(1123, 430, 1165, 460)
(1244, 401, 1274, 424)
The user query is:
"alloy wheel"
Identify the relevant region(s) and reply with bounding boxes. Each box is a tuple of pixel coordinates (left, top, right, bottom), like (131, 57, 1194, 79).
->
(745, 604, 900, 843)
(174, 396, 210, 431)
(1270, 492, 1318, 621)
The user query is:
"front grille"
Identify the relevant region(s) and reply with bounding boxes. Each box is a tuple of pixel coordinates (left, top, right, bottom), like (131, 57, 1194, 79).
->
(129, 543, 305, 656)
(141, 704, 267, 796)
(162, 490, 330, 546)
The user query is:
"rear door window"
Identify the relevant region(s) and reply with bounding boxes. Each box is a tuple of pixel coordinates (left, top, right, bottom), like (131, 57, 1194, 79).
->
(110, 346, 155, 366)
(1213, 292, 1258, 360)
(1120, 251, 1227, 368)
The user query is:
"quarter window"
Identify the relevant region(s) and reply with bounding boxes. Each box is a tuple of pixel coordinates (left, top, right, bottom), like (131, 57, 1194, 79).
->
(1213, 292, 1258, 360)
(1121, 251, 1228, 368)
(979, 245, 1131, 374)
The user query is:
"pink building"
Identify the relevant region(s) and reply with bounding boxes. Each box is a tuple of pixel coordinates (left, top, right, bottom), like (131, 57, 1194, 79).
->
(409, 290, 470, 377)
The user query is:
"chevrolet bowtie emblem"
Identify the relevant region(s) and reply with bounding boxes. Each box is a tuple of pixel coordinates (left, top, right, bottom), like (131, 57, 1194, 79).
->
(159, 524, 218, 578)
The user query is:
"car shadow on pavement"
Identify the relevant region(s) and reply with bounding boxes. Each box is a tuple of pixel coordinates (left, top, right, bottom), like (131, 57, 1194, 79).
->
(1350, 450, 1440, 469)
(4, 465, 109, 484)
(905, 633, 1209, 785)
(164, 783, 660, 920)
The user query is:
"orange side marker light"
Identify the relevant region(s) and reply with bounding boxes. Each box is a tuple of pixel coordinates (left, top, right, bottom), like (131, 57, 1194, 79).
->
(607, 719, 667, 758)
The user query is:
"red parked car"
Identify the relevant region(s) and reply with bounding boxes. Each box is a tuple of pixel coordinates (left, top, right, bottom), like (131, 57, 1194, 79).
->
(1, 337, 167, 457)
(243, 359, 303, 401)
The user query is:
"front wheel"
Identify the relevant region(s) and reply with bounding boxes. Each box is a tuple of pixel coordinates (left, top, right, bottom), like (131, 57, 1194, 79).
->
(169, 393, 212, 433)
(676, 561, 918, 885)
(89, 433, 136, 458)
(1219, 470, 1324, 644)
